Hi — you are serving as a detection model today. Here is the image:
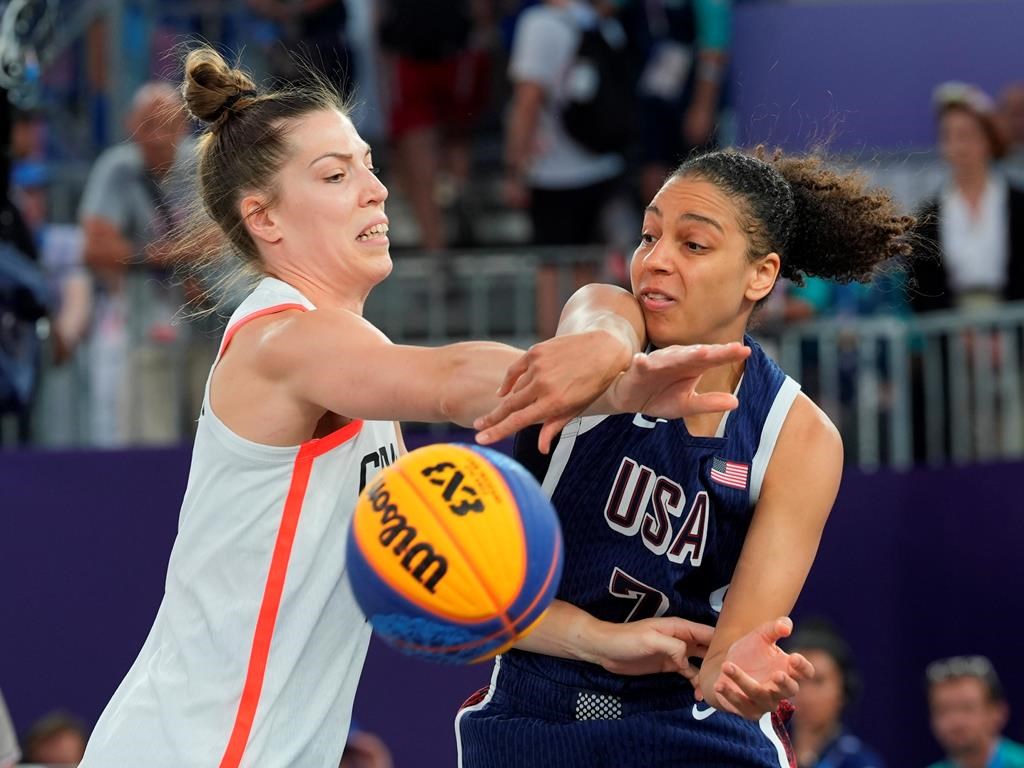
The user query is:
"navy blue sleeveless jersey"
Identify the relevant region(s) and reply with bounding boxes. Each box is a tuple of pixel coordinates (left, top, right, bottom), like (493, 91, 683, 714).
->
(455, 337, 802, 768)
(506, 335, 800, 692)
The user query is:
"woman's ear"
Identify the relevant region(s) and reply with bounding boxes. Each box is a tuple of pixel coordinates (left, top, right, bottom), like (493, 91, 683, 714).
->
(746, 252, 781, 302)
(240, 195, 281, 245)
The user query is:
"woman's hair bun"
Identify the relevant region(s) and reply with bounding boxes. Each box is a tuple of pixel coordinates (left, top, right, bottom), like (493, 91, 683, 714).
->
(182, 48, 258, 127)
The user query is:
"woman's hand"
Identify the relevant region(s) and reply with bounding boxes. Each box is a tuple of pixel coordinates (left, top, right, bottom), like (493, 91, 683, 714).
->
(475, 340, 750, 452)
(588, 616, 714, 679)
(605, 344, 750, 420)
(473, 329, 634, 451)
(514, 600, 712, 680)
(695, 617, 814, 720)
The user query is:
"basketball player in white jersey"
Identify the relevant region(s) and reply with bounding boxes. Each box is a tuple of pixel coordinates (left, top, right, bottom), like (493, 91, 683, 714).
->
(78, 48, 751, 768)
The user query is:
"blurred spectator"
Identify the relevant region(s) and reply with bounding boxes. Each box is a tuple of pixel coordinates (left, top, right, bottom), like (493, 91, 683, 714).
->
(786, 619, 885, 768)
(12, 161, 90, 366)
(620, 0, 731, 203)
(505, 0, 627, 335)
(11, 160, 91, 445)
(909, 82, 1024, 313)
(926, 655, 1024, 768)
(339, 721, 393, 768)
(0, 689, 18, 768)
(21, 711, 88, 766)
(999, 83, 1024, 185)
(78, 82, 195, 446)
(247, 0, 355, 96)
(379, 0, 492, 252)
(0, 93, 48, 446)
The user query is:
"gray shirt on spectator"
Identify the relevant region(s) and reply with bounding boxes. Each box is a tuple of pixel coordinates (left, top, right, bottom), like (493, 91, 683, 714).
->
(78, 137, 197, 338)
(78, 138, 196, 250)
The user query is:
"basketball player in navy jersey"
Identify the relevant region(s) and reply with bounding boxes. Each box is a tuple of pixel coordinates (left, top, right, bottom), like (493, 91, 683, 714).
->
(462, 148, 915, 767)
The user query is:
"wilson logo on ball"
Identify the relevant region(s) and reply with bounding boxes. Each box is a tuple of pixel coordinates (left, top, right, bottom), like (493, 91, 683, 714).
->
(346, 444, 564, 664)
(365, 479, 448, 593)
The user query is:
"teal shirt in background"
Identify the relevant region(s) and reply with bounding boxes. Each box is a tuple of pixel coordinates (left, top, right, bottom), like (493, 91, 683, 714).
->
(926, 738, 1024, 768)
(789, 273, 911, 319)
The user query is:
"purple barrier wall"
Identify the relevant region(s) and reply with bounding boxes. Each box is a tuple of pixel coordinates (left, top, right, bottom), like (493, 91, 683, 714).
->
(732, 1, 1024, 152)
(2, 441, 1022, 766)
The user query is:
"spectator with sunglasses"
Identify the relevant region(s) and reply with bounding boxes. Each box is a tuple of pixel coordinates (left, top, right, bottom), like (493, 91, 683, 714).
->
(926, 655, 1024, 768)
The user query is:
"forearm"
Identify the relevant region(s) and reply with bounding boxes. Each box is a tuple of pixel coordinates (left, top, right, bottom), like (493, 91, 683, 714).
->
(556, 284, 645, 351)
(693, 0, 730, 98)
(512, 599, 606, 664)
(691, 51, 727, 111)
(81, 217, 135, 269)
(439, 341, 524, 427)
(505, 87, 542, 179)
(83, 236, 133, 268)
(558, 284, 646, 415)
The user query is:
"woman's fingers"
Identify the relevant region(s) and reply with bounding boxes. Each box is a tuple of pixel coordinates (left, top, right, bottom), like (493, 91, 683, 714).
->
(476, 398, 551, 445)
(787, 652, 815, 682)
(537, 416, 573, 455)
(712, 674, 753, 717)
(495, 353, 530, 398)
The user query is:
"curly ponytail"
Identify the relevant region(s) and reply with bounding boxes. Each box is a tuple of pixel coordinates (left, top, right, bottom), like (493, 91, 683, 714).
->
(672, 147, 915, 286)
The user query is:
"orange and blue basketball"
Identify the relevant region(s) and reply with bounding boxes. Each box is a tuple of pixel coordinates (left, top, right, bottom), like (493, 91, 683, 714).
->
(345, 443, 563, 664)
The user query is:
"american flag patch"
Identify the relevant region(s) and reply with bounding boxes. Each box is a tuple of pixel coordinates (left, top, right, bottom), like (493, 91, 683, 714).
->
(710, 457, 749, 490)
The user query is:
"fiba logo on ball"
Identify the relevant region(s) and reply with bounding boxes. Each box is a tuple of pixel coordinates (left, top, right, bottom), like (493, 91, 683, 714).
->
(346, 444, 563, 663)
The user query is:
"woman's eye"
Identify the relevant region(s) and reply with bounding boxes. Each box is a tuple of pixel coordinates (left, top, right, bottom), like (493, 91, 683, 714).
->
(686, 241, 707, 252)
(326, 172, 345, 183)
(639, 232, 656, 246)
(369, 166, 381, 176)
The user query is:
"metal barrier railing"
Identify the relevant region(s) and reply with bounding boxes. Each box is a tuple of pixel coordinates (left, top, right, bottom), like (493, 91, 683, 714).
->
(366, 246, 613, 348)
(18, 249, 1024, 470)
(773, 302, 1024, 469)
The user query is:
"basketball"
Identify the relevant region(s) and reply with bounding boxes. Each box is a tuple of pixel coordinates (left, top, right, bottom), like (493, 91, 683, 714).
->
(345, 443, 563, 663)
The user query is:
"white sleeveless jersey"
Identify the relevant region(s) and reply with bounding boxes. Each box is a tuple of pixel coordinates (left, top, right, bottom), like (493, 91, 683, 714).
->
(81, 278, 399, 768)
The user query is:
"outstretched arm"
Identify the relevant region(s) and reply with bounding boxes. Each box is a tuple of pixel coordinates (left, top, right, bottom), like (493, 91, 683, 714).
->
(252, 298, 736, 429)
(261, 307, 529, 426)
(694, 394, 842, 719)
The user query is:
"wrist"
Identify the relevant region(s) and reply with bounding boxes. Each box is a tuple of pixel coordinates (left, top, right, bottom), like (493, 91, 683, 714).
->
(570, 611, 609, 666)
(696, 55, 726, 88)
(587, 328, 636, 372)
(695, 655, 725, 703)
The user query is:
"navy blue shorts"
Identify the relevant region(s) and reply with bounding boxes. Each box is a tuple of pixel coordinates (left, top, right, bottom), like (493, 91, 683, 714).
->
(456, 653, 795, 768)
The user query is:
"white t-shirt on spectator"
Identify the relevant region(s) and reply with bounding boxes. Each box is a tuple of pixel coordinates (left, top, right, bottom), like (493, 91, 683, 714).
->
(940, 174, 1010, 295)
(509, 2, 625, 190)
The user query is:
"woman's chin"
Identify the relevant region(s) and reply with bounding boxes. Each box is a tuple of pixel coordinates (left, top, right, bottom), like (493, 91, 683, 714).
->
(369, 254, 393, 286)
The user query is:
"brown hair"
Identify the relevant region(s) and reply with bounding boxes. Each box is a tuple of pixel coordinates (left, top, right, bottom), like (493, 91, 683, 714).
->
(671, 146, 916, 287)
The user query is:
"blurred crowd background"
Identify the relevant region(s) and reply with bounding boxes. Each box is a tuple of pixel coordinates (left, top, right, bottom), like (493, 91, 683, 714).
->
(2, 1, 1023, 767)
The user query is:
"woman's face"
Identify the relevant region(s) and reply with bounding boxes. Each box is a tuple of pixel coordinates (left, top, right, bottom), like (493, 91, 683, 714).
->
(792, 648, 845, 731)
(258, 109, 391, 297)
(629, 176, 778, 348)
(939, 108, 993, 177)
